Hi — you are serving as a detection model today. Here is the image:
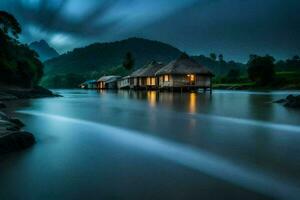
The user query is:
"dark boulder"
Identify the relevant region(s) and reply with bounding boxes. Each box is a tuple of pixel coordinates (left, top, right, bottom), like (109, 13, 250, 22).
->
(284, 95, 300, 108)
(0, 112, 25, 127)
(286, 95, 296, 101)
(0, 131, 35, 154)
(9, 118, 25, 128)
(273, 99, 286, 103)
(275, 95, 300, 108)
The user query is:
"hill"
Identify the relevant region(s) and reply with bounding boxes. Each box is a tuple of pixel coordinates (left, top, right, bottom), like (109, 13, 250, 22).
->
(44, 37, 182, 75)
(29, 40, 59, 61)
(41, 37, 249, 88)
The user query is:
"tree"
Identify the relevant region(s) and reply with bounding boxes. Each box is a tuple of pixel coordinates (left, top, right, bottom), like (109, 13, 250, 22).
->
(247, 55, 275, 86)
(226, 69, 240, 83)
(218, 54, 224, 62)
(0, 11, 44, 88)
(179, 52, 190, 59)
(210, 53, 217, 61)
(292, 55, 300, 61)
(0, 11, 21, 39)
(122, 52, 135, 70)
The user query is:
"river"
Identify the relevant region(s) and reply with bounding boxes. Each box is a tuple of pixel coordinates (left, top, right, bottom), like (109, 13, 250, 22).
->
(1, 89, 300, 200)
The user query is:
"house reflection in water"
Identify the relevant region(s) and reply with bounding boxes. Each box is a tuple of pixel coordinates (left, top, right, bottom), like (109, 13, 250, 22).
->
(189, 92, 197, 113)
(147, 91, 157, 107)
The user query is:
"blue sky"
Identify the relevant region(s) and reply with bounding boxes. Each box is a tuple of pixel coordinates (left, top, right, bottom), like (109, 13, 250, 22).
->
(1, 0, 299, 62)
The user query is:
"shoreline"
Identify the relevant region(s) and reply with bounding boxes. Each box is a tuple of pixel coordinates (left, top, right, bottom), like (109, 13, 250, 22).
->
(0, 86, 61, 101)
(0, 86, 61, 156)
(213, 85, 300, 91)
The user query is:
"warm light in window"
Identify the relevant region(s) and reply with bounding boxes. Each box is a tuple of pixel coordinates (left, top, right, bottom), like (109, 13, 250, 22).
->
(191, 74, 195, 81)
(151, 78, 156, 85)
(187, 74, 195, 82)
(164, 75, 169, 82)
(147, 77, 151, 85)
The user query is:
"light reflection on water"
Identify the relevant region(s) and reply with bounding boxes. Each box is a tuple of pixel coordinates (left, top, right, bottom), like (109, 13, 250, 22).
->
(1, 89, 300, 199)
(188, 92, 197, 113)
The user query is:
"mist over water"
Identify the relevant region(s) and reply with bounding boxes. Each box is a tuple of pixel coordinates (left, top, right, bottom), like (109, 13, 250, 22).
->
(1, 90, 300, 199)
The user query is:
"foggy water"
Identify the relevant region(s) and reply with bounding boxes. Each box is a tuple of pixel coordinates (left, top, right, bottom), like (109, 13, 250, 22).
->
(1, 89, 300, 200)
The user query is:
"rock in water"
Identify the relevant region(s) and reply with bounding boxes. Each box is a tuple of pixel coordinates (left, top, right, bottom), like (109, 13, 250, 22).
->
(0, 131, 35, 154)
(273, 99, 286, 103)
(284, 95, 300, 108)
(275, 95, 300, 108)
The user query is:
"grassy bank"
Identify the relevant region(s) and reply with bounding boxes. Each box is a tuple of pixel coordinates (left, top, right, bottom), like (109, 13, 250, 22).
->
(213, 71, 300, 90)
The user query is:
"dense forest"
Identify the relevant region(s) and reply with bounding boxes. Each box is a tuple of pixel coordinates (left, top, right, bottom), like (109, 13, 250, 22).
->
(0, 11, 44, 88)
(213, 54, 300, 89)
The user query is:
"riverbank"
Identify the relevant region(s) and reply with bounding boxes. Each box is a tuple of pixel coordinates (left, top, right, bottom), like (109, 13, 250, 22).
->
(0, 86, 60, 155)
(213, 83, 300, 90)
(0, 86, 61, 101)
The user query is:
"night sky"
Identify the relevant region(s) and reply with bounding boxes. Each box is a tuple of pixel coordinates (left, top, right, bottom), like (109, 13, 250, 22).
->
(1, 0, 300, 62)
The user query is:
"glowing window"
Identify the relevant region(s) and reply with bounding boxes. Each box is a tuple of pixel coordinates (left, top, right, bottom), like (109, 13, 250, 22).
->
(146, 78, 151, 85)
(164, 75, 169, 82)
(151, 78, 156, 85)
(190, 74, 195, 81)
(187, 74, 195, 82)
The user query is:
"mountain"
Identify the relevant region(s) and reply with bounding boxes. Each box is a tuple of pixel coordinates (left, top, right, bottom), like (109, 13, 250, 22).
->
(44, 37, 182, 75)
(29, 40, 59, 61)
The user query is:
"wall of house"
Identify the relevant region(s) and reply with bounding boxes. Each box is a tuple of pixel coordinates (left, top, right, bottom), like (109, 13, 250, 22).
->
(196, 75, 211, 87)
(87, 83, 97, 89)
(133, 78, 139, 87)
(97, 81, 105, 89)
(158, 75, 173, 87)
(118, 79, 130, 89)
(158, 74, 211, 88)
(106, 81, 118, 89)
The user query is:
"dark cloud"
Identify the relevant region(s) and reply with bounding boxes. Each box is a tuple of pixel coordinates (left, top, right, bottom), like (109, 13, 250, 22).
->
(10, 0, 121, 36)
(0, 0, 299, 61)
(135, 0, 300, 61)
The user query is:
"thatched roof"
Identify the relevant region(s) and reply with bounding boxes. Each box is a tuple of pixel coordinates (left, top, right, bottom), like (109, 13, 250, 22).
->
(97, 76, 121, 82)
(120, 75, 130, 80)
(131, 61, 165, 77)
(155, 54, 213, 76)
(82, 80, 97, 84)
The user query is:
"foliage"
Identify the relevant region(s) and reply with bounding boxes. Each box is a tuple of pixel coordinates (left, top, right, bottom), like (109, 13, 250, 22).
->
(275, 55, 300, 72)
(0, 11, 44, 88)
(247, 55, 275, 86)
(0, 11, 21, 39)
(226, 69, 240, 83)
(210, 53, 217, 61)
(218, 54, 224, 62)
(122, 52, 135, 70)
(192, 54, 246, 75)
(41, 73, 86, 88)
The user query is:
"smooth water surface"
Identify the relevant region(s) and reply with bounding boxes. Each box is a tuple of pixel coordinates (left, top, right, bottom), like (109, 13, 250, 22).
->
(1, 89, 300, 200)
